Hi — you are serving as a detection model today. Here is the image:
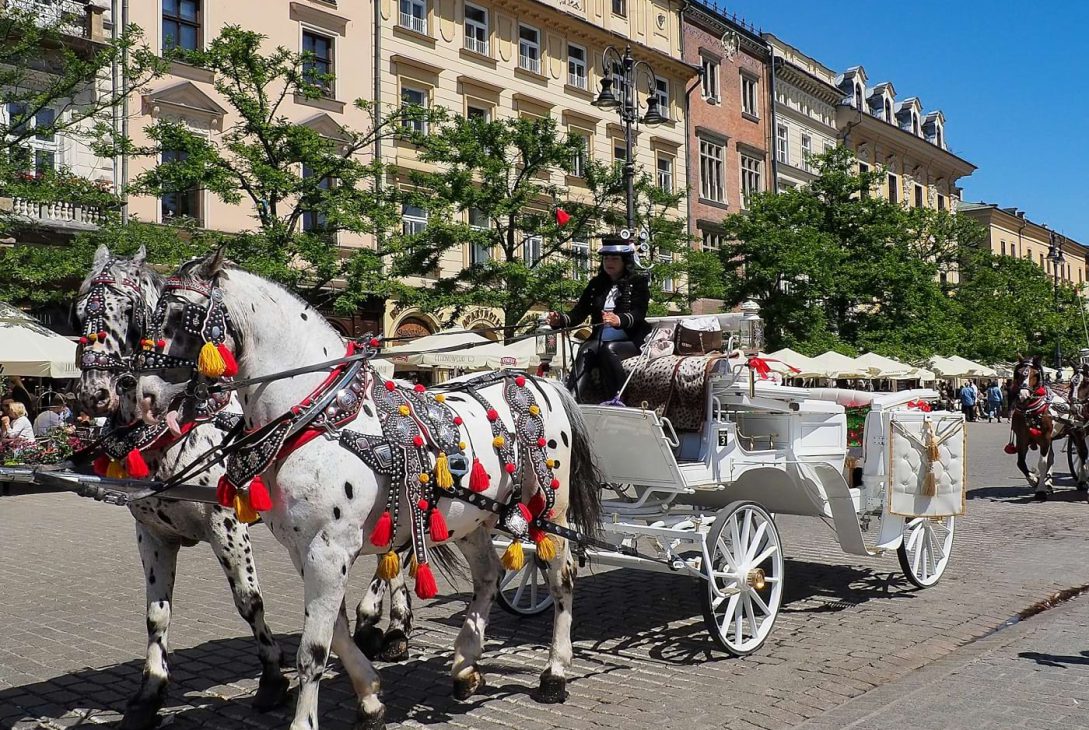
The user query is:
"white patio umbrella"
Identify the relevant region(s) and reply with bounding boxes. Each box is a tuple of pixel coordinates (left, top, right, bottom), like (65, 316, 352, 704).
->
(383, 328, 492, 369)
(0, 302, 78, 378)
(946, 355, 996, 378)
(927, 356, 970, 378)
(767, 347, 821, 376)
(807, 350, 873, 379)
(854, 352, 913, 378)
(480, 335, 540, 370)
(898, 367, 937, 382)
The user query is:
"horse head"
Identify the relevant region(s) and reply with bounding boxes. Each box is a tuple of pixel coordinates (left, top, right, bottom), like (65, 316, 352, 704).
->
(75, 244, 162, 416)
(1013, 354, 1045, 405)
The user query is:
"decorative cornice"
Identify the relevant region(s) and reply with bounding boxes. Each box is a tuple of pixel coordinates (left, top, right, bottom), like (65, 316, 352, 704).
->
(774, 61, 840, 105)
(684, 5, 768, 60)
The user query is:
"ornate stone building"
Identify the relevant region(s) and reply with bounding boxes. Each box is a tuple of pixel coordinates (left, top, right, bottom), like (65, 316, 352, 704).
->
(682, 2, 770, 252)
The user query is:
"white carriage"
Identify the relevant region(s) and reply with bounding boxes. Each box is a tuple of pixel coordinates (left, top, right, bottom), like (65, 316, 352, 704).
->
(498, 316, 966, 655)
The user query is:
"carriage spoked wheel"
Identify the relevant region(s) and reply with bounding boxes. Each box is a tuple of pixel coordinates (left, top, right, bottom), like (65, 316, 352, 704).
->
(701, 501, 785, 656)
(897, 516, 955, 589)
(495, 537, 554, 616)
(1066, 438, 1089, 491)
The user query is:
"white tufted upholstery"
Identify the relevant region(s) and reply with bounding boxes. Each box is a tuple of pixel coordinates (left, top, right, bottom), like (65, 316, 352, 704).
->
(887, 413, 965, 517)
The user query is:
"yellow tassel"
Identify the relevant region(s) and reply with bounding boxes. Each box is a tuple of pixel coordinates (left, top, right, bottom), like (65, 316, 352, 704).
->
(535, 535, 557, 562)
(409, 555, 419, 578)
(435, 451, 454, 490)
(233, 492, 259, 524)
(198, 341, 226, 378)
(501, 541, 525, 571)
(378, 551, 401, 580)
(106, 459, 125, 479)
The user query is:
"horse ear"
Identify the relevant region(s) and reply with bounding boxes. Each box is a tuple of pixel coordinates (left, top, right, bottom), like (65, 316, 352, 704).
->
(196, 245, 229, 280)
(132, 245, 147, 267)
(1032, 354, 1042, 367)
(1015, 352, 1023, 363)
(92, 244, 110, 270)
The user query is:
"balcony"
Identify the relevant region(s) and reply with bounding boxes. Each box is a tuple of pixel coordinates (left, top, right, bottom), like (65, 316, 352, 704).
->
(464, 36, 488, 56)
(6, 0, 108, 43)
(567, 72, 586, 90)
(2, 196, 107, 232)
(398, 11, 427, 35)
(519, 54, 540, 75)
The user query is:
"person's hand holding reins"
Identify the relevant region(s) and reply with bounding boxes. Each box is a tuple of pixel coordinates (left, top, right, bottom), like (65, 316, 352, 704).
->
(602, 311, 621, 327)
(546, 311, 562, 327)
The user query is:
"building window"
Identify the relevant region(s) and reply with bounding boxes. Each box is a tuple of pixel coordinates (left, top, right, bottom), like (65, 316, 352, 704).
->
(937, 194, 946, 211)
(613, 138, 626, 169)
(302, 31, 334, 95)
(401, 86, 428, 134)
(912, 114, 920, 136)
(887, 173, 897, 204)
(160, 149, 200, 222)
(914, 184, 924, 208)
(701, 229, 722, 251)
(466, 104, 489, 120)
(1000, 240, 1006, 256)
(571, 240, 590, 280)
(654, 77, 670, 120)
(701, 56, 719, 102)
(570, 129, 590, 177)
(399, 0, 428, 34)
(402, 203, 427, 235)
(823, 141, 834, 154)
(7, 104, 58, 174)
(883, 98, 892, 121)
(567, 43, 587, 89)
(740, 154, 762, 208)
(463, 3, 488, 55)
(699, 139, 725, 203)
(612, 0, 626, 16)
(301, 164, 330, 233)
(656, 154, 673, 193)
(854, 83, 863, 109)
(518, 25, 540, 74)
(162, 0, 200, 53)
(657, 251, 674, 293)
(523, 234, 543, 264)
(775, 123, 788, 164)
(800, 134, 812, 171)
(741, 73, 758, 117)
(935, 127, 943, 148)
(468, 207, 491, 264)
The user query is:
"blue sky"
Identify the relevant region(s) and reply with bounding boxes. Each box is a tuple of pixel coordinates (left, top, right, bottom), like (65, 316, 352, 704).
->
(717, 0, 1088, 243)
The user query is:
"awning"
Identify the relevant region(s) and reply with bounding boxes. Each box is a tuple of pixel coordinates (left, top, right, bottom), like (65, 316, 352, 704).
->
(854, 352, 913, 378)
(0, 303, 78, 378)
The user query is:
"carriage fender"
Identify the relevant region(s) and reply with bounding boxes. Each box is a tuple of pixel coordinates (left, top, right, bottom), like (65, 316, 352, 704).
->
(722, 466, 829, 518)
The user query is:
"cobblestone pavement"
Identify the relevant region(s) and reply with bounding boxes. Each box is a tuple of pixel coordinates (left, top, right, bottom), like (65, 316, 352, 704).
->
(2, 421, 1088, 729)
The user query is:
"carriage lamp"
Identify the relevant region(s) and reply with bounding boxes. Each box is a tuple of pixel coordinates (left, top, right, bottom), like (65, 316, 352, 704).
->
(740, 300, 763, 353)
(535, 316, 557, 364)
(1047, 230, 1066, 377)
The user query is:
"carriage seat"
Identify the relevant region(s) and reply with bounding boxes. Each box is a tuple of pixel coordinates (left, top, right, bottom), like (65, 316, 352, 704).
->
(619, 354, 732, 431)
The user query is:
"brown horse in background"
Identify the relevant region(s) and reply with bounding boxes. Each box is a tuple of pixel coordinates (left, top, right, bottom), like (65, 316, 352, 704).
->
(1010, 355, 1070, 500)
(1064, 364, 1089, 490)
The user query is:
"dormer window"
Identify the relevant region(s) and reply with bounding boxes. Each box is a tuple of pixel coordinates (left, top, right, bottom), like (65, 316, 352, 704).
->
(912, 114, 920, 136)
(854, 83, 863, 109)
(935, 126, 943, 148)
(883, 98, 892, 121)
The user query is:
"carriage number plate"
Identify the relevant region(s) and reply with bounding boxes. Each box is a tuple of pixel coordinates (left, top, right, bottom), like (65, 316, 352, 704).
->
(718, 431, 729, 446)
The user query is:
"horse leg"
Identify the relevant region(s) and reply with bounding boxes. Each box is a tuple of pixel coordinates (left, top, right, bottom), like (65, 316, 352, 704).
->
(1077, 434, 1089, 489)
(534, 534, 576, 704)
(353, 574, 387, 660)
(1016, 447, 1036, 489)
(290, 536, 381, 730)
(120, 524, 179, 730)
(205, 506, 289, 711)
(331, 604, 386, 730)
(451, 526, 500, 700)
(379, 568, 412, 662)
(1034, 442, 1054, 499)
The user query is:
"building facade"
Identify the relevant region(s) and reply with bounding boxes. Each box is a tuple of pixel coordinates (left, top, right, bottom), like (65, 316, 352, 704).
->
(682, 2, 769, 252)
(763, 33, 839, 191)
(959, 202, 1088, 290)
(379, 0, 692, 339)
(834, 66, 975, 211)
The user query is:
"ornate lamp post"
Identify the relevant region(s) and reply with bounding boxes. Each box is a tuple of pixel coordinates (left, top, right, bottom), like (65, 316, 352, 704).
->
(1048, 229, 1065, 378)
(591, 45, 666, 240)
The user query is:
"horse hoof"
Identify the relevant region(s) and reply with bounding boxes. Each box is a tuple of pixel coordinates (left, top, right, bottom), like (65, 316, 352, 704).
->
(354, 625, 385, 661)
(119, 702, 163, 730)
(1077, 484, 1088, 492)
(452, 669, 486, 701)
(252, 667, 290, 712)
(1035, 491, 1048, 502)
(532, 671, 568, 704)
(354, 706, 385, 730)
(378, 629, 409, 662)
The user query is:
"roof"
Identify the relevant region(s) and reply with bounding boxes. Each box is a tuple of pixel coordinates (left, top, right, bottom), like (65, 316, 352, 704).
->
(960, 202, 1087, 250)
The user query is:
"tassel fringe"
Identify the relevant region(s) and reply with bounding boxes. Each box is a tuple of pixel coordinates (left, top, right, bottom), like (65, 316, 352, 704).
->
(534, 534, 557, 562)
(92, 454, 110, 477)
(198, 341, 226, 378)
(217, 343, 238, 377)
(248, 476, 272, 511)
(106, 459, 125, 479)
(378, 550, 400, 580)
(414, 562, 438, 599)
(125, 448, 150, 479)
(429, 509, 449, 542)
(469, 458, 490, 492)
(216, 476, 236, 508)
(369, 511, 393, 547)
(233, 492, 259, 524)
(434, 451, 454, 490)
(501, 541, 525, 571)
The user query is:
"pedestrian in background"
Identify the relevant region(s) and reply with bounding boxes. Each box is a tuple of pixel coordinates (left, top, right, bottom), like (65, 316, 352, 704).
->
(986, 380, 1004, 423)
(959, 381, 977, 422)
(1, 401, 35, 448)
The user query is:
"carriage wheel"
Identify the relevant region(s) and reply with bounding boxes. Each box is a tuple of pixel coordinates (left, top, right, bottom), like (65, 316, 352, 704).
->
(1067, 437, 1088, 490)
(897, 516, 955, 589)
(701, 501, 784, 656)
(495, 537, 554, 617)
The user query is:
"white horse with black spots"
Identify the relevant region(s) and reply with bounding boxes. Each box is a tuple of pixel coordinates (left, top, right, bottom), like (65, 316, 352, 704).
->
(134, 249, 602, 730)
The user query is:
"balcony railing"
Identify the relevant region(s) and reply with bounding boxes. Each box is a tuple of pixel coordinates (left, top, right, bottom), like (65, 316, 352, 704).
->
(8, 0, 107, 41)
(6, 196, 106, 229)
(398, 11, 427, 34)
(464, 36, 488, 56)
(567, 72, 586, 90)
(519, 54, 540, 74)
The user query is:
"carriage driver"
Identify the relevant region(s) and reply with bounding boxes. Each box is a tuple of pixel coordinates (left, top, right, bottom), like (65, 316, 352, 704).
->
(547, 236, 650, 404)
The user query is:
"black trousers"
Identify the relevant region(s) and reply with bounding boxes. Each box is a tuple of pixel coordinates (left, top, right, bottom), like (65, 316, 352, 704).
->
(568, 337, 639, 402)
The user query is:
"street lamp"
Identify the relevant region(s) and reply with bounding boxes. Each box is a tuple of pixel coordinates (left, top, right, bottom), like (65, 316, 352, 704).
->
(592, 45, 665, 235)
(1048, 229, 1066, 378)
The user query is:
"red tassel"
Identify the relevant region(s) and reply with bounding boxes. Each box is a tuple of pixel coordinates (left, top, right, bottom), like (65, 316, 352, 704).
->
(124, 448, 150, 479)
(529, 526, 546, 543)
(369, 510, 393, 547)
(92, 454, 110, 476)
(517, 502, 532, 522)
(1004, 442, 1017, 455)
(249, 475, 272, 511)
(1029, 427, 1042, 438)
(469, 458, 490, 492)
(429, 509, 449, 542)
(414, 562, 438, 599)
(1034, 387, 1046, 397)
(217, 343, 238, 377)
(216, 475, 236, 508)
(527, 489, 546, 518)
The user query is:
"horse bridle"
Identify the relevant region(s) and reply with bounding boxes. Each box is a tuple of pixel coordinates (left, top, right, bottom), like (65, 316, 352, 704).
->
(77, 267, 150, 378)
(135, 276, 233, 375)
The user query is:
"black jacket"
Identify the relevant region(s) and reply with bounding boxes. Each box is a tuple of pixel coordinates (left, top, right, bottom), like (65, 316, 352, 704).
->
(557, 273, 651, 343)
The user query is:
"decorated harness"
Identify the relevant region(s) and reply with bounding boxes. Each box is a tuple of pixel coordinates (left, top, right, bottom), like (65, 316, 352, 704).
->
(78, 265, 149, 374)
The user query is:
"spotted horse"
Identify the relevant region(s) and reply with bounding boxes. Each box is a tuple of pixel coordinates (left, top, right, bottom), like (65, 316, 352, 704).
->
(134, 248, 602, 730)
(1007, 354, 1072, 500)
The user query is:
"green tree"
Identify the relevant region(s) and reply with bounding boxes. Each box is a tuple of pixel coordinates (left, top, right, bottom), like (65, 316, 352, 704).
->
(389, 113, 689, 332)
(109, 25, 428, 311)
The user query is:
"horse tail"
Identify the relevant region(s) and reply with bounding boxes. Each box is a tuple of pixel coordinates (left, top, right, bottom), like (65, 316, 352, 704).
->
(551, 383, 603, 536)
